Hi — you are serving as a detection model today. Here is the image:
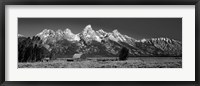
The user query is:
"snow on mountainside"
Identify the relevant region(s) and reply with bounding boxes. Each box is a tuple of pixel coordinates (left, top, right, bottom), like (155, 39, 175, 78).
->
(110, 29, 127, 42)
(63, 29, 80, 41)
(22, 24, 182, 57)
(36, 29, 56, 43)
(36, 28, 80, 43)
(96, 29, 107, 38)
(134, 37, 182, 56)
(79, 25, 102, 42)
(18, 34, 25, 37)
(35, 25, 135, 44)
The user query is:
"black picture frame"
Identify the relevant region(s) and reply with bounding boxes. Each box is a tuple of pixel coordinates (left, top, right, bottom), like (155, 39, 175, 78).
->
(0, 0, 199, 86)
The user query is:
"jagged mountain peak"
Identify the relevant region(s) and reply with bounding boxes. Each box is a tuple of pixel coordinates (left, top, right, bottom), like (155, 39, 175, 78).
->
(96, 29, 108, 37)
(79, 24, 102, 42)
(63, 28, 75, 36)
(18, 34, 25, 37)
(64, 28, 72, 33)
(83, 24, 93, 32)
(42, 29, 54, 33)
(138, 37, 181, 45)
(97, 29, 107, 34)
(151, 37, 172, 42)
(124, 35, 132, 39)
(97, 29, 105, 32)
(82, 24, 96, 35)
(22, 25, 182, 57)
(140, 38, 147, 42)
(108, 29, 127, 42)
(85, 24, 92, 29)
(54, 28, 75, 35)
(36, 29, 55, 37)
(112, 29, 120, 35)
(56, 29, 63, 34)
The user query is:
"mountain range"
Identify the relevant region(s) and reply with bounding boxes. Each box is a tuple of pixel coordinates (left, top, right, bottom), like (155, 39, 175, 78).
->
(18, 25, 182, 58)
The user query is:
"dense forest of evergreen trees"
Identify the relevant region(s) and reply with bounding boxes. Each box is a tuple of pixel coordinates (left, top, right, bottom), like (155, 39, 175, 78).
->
(18, 36, 50, 62)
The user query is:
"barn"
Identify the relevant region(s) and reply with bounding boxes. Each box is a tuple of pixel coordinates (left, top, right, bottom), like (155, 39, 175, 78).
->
(66, 53, 86, 61)
(72, 53, 86, 59)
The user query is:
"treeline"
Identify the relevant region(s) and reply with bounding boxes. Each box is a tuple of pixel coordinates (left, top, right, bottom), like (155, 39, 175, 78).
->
(18, 36, 50, 62)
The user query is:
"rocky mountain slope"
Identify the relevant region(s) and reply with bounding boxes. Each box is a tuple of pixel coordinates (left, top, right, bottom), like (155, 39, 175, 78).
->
(19, 25, 182, 59)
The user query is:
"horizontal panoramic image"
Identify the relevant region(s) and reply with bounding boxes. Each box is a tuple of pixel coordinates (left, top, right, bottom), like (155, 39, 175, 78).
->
(18, 18, 182, 68)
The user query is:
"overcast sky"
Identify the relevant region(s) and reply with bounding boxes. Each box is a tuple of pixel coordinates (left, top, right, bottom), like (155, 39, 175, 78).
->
(18, 18, 182, 41)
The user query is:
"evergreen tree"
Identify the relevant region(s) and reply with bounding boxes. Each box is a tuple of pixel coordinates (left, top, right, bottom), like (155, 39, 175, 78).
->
(119, 47, 129, 60)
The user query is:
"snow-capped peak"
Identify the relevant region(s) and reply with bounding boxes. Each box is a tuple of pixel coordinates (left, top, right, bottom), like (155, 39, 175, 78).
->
(56, 29, 64, 35)
(18, 34, 24, 37)
(36, 29, 55, 37)
(96, 29, 108, 37)
(43, 29, 54, 33)
(84, 24, 92, 30)
(64, 28, 72, 33)
(79, 25, 102, 42)
(82, 25, 95, 35)
(141, 38, 147, 42)
(97, 29, 106, 34)
(108, 29, 126, 42)
(34, 25, 137, 44)
(64, 28, 74, 35)
(35, 29, 56, 43)
(82, 24, 95, 34)
(98, 29, 105, 32)
(63, 28, 80, 41)
(112, 29, 121, 35)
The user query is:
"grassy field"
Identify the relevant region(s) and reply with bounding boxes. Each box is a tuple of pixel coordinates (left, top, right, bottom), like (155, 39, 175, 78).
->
(18, 57, 182, 68)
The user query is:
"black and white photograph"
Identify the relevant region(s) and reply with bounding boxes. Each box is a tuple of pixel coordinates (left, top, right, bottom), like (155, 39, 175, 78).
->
(18, 18, 182, 68)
